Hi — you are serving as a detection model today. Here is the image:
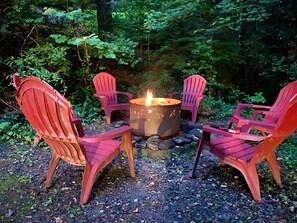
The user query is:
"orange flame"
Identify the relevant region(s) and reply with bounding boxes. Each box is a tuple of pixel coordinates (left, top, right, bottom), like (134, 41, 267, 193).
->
(146, 90, 153, 106)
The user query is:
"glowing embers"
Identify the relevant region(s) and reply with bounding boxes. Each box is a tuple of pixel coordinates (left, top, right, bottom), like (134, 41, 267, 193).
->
(130, 94, 181, 137)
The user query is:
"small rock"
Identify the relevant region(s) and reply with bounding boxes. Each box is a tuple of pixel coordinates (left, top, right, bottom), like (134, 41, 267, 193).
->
(192, 135, 199, 142)
(172, 137, 185, 145)
(146, 135, 160, 150)
(183, 137, 192, 143)
(158, 140, 175, 150)
(147, 182, 155, 188)
(54, 217, 63, 223)
(188, 128, 202, 137)
(114, 121, 124, 128)
(184, 133, 193, 139)
(135, 141, 147, 149)
(133, 136, 144, 142)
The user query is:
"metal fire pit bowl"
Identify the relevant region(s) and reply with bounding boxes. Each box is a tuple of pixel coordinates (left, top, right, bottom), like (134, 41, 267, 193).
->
(130, 98, 181, 137)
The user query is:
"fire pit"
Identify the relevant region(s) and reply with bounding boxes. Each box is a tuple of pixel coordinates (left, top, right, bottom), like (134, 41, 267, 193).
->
(130, 91, 181, 137)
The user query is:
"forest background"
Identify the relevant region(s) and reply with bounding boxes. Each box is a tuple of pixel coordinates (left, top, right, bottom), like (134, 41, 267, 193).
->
(0, 0, 297, 142)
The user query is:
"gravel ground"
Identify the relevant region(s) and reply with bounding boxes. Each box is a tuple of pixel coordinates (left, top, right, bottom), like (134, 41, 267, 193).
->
(0, 120, 296, 223)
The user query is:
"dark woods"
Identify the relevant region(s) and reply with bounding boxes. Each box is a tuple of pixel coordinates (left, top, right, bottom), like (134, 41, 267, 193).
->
(0, 0, 296, 111)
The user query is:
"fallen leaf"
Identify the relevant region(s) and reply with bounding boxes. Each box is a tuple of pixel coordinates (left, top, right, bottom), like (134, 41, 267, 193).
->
(5, 209, 14, 218)
(54, 217, 63, 223)
(73, 197, 78, 204)
(147, 182, 155, 188)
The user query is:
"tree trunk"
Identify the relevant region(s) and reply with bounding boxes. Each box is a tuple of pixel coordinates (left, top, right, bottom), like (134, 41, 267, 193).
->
(95, 0, 112, 38)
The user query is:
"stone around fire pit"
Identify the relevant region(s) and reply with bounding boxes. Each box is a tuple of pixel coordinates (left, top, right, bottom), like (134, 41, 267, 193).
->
(86, 118, 227, 159)
(128, 120, 203, 158)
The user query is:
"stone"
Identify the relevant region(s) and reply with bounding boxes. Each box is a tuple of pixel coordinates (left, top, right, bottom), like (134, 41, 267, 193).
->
(114, 121, 124, 128)
(184, 133, 193, 139)
(158, 140, 175, 150)
(110, 117, 208, 158)
(192, 135, 200, 142)
(135, 140, 147, 149)
(188, 128, 202, 138)
(133, 136, 144, 142)
(172, 137, 185, 145)
(146, 135, 160, 150)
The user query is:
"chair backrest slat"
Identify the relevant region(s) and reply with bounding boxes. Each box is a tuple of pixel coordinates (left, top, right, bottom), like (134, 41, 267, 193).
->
(265, 81, 297, 124)
(252, 94, 297, 162)
(93, 72, 118, 104)
(16, 77, 86, 166)
(182, 75, 207, 104)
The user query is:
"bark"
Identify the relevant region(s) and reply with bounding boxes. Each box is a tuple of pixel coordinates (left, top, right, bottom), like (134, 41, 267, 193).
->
(95, 0, 112, 38)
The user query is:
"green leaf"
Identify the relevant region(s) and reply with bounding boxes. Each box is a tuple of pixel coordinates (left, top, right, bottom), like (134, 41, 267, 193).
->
(67, 37, 84, 45)
(43, 8, 58, 15)
(50, 34, 68, 44)
(0, 122, 11, 132)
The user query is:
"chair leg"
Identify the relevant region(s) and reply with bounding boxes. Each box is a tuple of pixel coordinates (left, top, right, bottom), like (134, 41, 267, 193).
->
(266, 153, 282, 187)
(238, 163, 262, 202)
(105, 111, 112, 125)
(45, 154, 60, 188)
(191, 109, 198, 123)
(122, 132, 135, 177)
(189, 132, 209, 178)
(80, 163, 100, 205)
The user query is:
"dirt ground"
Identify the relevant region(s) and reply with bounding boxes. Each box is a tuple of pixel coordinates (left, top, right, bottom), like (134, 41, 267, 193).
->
(0, 121, 296, 223)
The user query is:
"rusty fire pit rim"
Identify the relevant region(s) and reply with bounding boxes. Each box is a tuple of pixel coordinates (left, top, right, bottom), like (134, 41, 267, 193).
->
(130, 97, 181, 106)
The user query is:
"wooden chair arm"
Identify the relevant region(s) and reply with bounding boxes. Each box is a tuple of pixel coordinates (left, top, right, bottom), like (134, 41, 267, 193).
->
(203, 125, 269, 142)
(182, 93, 206, 98)
(251, 110, 280, 120)
(246, 120, 276, 130)
(94, 93, 108, 108)
(71, 113, 84, 137)
(232, 103, 272, 122)
(94, 93, 107, 99)
(80, 126, 132, 143)
(236, 103, 271, 110)
(116, 91, 133, 100)
(231, 117, 276, 133)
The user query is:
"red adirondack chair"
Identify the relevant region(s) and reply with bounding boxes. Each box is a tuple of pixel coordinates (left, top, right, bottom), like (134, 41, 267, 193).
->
(12, 73, 84, 146)
(169, 74, 207, 123)
(12, 73, 21, 88)
(93, 72, 133, 124)
(229, 81, 297, 133)
(15, 76, 135, 205)
(189, 93, 297, 202)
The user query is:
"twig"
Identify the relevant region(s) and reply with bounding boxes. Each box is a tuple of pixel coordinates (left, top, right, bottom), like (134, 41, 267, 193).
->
(20, 26, 36, 56)
(0, 98, 19, 110)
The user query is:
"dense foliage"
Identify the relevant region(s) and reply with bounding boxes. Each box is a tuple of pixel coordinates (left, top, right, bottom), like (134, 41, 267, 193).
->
(0, 0, 296, 143)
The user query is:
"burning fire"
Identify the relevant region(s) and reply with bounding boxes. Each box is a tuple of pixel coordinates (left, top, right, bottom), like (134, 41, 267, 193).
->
(146, 90, 153, 106)
(145, 90, 168, 106)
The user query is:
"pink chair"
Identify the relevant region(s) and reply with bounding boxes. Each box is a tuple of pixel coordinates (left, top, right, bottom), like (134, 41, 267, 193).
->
(93, 72, 133, 124)
(190, 94, 297, 202)
(169, 74, 207, 123)
(15, 76, 135, 205)
(229, 81, 297, 133)
(12, 73, 84, 146)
